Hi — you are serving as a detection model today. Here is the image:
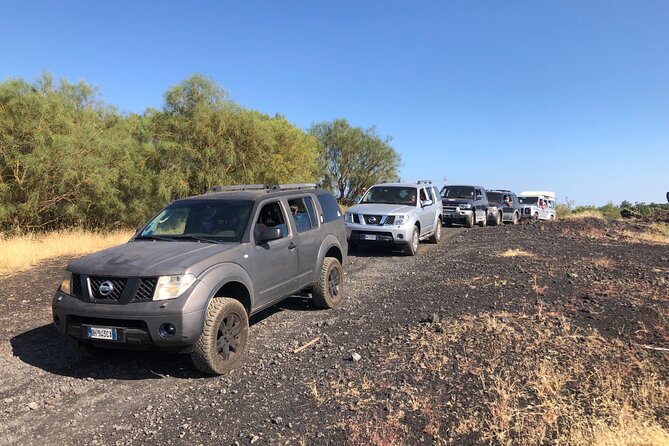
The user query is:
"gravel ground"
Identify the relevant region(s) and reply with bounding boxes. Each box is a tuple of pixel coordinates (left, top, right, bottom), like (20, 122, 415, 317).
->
(1, 219, 667, 445)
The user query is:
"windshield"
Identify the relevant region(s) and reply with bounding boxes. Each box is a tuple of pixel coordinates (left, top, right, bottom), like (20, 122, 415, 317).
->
(440, 186, 475, 199)
(361, 186, 418, 206)
(520, 196, 539, 205)
(487, 192, 504, 203)
(139, 200, 253, 243)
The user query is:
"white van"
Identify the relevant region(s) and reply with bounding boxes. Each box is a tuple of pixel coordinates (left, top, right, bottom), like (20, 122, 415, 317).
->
(519, 191, 556, 221)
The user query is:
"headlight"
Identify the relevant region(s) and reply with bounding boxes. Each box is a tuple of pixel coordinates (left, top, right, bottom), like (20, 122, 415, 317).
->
(395, 215, 408, 225)
(344, 212, 353, 223)
(59, 271, 72, 295)
(489, 206, 497, 211)
(459, 203, 472, 210)
(153, 274, 196, 301)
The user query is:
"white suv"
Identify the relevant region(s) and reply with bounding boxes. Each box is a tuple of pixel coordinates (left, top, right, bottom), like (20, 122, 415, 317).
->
(344, 180, 443, 255)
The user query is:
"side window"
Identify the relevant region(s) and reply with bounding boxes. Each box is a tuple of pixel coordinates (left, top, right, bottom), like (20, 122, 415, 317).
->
(254, 202, 289, 240)
(288, 197, 318, 233)
(419, 188, 427, 202)
(317, 193, 342, 223)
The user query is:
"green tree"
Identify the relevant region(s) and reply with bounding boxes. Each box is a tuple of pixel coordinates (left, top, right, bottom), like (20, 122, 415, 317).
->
(309, 119, 400, 205)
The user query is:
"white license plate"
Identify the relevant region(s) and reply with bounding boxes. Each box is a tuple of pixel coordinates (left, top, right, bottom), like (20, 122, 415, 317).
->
(361, 234, 378, 241)
(445, 212, 456, 217)
(87, 326, 118, 341)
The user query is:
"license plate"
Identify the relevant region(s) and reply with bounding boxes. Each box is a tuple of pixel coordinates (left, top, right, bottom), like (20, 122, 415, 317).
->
(87, 326, 118, 341)
(361, 234, 378, 241)
(445, 212, 455, 217)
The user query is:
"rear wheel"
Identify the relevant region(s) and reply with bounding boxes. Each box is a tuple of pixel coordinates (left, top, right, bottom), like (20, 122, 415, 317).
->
(429, 219, 442, 243)
(405, 225, 420, 256)
(192, 297, 249, 375)
(313, 257, 344, 309)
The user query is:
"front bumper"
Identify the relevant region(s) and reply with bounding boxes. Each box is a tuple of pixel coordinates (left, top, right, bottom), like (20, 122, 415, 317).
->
(51, 281, 211, 352)
(442, 208, 473, 222)
(345, 223, 413, 245)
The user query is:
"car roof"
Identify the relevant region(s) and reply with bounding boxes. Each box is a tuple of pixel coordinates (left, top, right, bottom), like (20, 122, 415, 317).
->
(172, 184, 329, 204)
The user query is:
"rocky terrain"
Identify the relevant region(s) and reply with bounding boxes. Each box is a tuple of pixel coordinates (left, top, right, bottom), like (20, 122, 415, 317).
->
(1, 218, 668, 445)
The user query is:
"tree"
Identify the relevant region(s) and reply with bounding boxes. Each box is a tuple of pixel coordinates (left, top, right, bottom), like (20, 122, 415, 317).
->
(310, 119, 400, 205)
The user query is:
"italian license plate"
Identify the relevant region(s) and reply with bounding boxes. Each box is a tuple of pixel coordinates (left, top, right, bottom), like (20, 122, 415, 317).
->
(361, 234, 378, 241)
(87, 326, 118, 341)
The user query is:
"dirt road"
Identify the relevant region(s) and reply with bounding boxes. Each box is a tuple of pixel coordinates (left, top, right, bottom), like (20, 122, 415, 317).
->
(1, 220, 667, 445)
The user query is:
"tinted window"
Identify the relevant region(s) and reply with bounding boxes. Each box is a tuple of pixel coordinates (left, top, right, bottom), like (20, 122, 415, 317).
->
(317, 193, 342, 223)
(288, 196, 318, 233)
(441, 186, 475, 199)
(487, 192, 503, 203)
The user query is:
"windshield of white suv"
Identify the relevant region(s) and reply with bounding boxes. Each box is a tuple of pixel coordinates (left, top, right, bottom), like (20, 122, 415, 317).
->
(361, 186, 418, 206)
(138, 200, 253, 243)
(440, 186, 475, 199)
(520, 196, 539, 205)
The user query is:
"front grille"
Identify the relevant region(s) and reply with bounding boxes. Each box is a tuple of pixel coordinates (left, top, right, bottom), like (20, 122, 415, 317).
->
(134, 278, 157, 301)
(72, 274, 82, 297)
(89, 277, 127, 301)
(444, 206, 457, 213)
(353, 214, 360, 223)
(363, 214, 383, 225)
(384, 215, 396, 225)
(524, 208, 531, 215)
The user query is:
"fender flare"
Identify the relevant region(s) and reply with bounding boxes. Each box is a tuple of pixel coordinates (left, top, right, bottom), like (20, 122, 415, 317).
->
(185, 262, 255, 314)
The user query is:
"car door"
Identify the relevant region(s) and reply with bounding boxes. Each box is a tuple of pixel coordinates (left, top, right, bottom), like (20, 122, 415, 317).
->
(418, 187, 434, 235)
(251, 200, 300, 308)
(286, 195, 321, 290)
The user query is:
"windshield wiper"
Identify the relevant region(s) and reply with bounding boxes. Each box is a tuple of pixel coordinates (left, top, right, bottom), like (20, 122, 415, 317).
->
(135, 234, 176, 242)
(173, 235, 225, 244)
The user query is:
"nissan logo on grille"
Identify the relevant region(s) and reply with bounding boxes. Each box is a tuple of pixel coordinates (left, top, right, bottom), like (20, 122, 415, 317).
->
(369, 216, 377, 223)
(99, 281, 114, 297)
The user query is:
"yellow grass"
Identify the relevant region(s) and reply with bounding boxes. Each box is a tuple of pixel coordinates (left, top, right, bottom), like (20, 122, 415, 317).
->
(563, 210, 605, 220)
(622, 223, 669, 245)
(0, 229, 134, 275)
(500, 248, 533, 257)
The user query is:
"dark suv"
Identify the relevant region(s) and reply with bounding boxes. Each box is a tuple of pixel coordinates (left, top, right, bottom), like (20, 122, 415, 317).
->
(52, 184, 347, 375)
(485, 189, 522, 225)
(440, 185, 490, 227)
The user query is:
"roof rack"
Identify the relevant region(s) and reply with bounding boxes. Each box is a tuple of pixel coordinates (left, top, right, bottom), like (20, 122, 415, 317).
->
(207, 183, 320, 194)
(378, 178, 401, 184)
(416, 180, 432, 185)
(268, 183, 320, 191)
(208, 184, 269, 193)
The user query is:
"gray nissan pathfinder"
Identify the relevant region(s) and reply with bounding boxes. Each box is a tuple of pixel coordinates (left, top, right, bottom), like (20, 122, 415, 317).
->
(52, 184, 347, 375)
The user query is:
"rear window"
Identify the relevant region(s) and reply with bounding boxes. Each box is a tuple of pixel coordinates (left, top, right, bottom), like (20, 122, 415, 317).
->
(317, 193, 342, 223)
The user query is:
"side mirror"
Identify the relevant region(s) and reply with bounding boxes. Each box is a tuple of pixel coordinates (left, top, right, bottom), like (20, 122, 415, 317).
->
(422, 199, 433, 207)
(258, 227, 282, 243)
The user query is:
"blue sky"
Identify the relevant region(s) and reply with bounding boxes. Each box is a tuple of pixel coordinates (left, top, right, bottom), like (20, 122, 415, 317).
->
(2, 1, 667, 205)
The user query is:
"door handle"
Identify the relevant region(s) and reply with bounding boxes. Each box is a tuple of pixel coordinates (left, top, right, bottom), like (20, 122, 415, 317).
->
(288, 242, 297, 250)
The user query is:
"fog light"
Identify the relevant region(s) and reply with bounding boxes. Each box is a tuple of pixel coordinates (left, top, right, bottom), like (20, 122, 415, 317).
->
(397, 234, 404, 239)
(159, 323, 176, 338)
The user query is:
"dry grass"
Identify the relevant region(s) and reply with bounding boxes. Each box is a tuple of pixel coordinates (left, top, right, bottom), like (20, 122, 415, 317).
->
(623, 223, 669, 245)
(0, 229, 134, 275)
(563, 210, 606, 220)
(319, 312, 669, 445)
(500, 248, 534, 258)
(592, 257, 615, 268)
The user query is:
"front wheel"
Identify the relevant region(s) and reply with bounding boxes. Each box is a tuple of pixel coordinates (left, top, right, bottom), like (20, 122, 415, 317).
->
(533, 212, 539, 222)
(465, 214, 474, 228)
(191, 297, 249, 375)
(495, 211, 502, 226)
(512, 212, 519, 225)
(478, 212, 487, 227)
(313, 257, 344, 309)
(405, 225, 420, 256)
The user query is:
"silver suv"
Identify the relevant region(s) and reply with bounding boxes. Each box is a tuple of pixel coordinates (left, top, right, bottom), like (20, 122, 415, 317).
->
(344, 180, 443, 255)
(52, 184, 347, 375)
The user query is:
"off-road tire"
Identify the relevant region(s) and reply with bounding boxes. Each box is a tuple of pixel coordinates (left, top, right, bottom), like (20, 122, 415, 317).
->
(312, 257, 344, 309)
(493, 211, 502, 226)
(191, 297, 249, 375)
(405, 225, 420, 256)
(511, 212, 519, 225)
(429, 219, 442, 243)
(533, 212, 539, 222)
(465, 214, 474, 228)
(478, 212, 487, 227)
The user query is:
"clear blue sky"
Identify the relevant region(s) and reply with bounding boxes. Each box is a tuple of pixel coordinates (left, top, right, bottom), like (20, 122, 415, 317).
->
(2, 0, 668, 205)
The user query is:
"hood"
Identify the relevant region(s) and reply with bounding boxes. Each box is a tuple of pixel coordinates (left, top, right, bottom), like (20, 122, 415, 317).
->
(347, 203, 416, 215)
(67, 240, 239, 277)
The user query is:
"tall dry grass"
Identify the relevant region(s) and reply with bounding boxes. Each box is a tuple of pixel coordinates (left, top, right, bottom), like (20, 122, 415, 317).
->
(0, 229, 134, 275)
